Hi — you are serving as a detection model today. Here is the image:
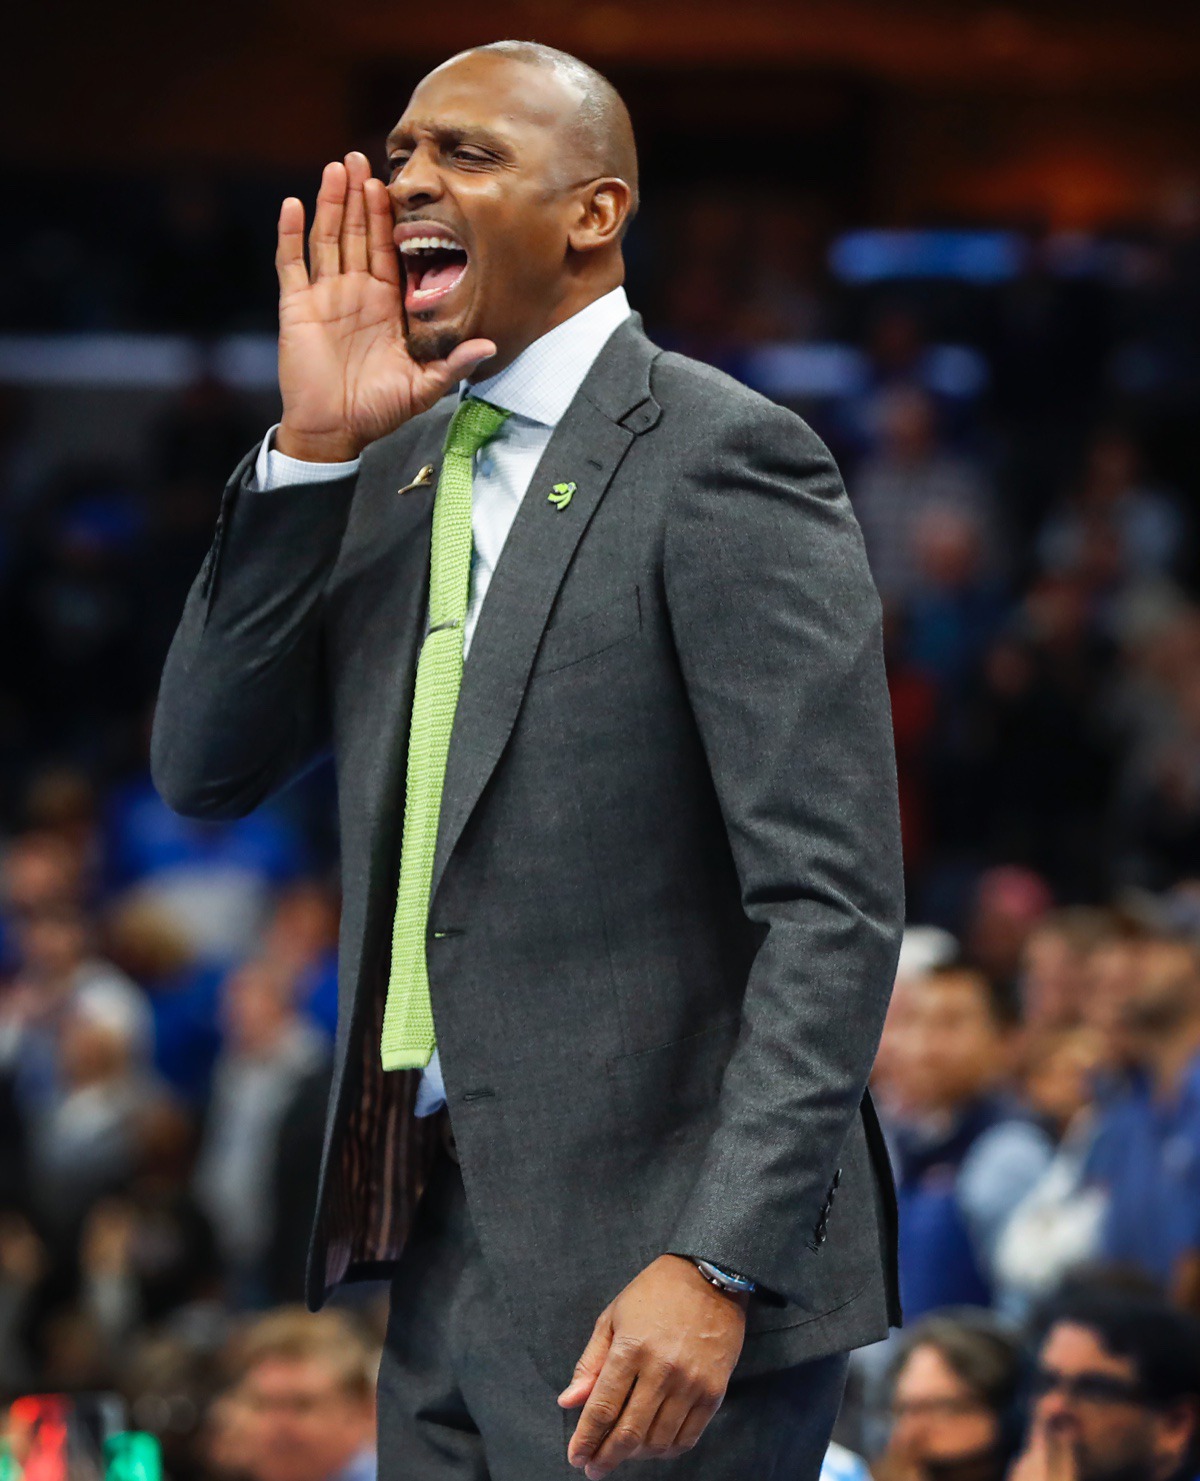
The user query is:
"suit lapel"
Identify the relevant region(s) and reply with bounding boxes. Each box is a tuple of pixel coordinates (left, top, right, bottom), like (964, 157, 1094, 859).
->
(430, 318, 661, 904)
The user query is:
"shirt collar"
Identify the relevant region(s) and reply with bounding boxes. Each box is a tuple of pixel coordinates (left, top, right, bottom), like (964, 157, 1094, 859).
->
(462, 286, 631, 428)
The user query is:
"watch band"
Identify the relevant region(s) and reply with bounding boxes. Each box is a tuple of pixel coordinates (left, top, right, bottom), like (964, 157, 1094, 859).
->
(693, 1258, 756, 1294)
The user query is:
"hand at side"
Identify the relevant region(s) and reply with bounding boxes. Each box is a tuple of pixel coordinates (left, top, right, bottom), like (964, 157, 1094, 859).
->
(557, 1253, 749, 1477)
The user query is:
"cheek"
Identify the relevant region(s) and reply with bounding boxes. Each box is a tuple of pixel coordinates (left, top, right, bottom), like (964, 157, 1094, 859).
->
(936, 1413, 998, 1457)
(475, 211, 567, 291)
(1077, 1414, 1140, 1460)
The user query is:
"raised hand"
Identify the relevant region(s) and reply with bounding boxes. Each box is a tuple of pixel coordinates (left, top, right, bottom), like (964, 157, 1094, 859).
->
(274, 152, 495, 461)
(1010, 1414, 1079, 1481)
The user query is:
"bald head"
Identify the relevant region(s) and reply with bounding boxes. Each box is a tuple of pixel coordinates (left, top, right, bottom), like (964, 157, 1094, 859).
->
(387, 44, 637, 371)
(457, 41, 639, 228)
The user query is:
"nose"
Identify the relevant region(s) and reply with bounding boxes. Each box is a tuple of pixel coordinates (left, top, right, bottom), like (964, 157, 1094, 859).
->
(387, 143, 443, 212)
(1035, 1391, 1073, 1427)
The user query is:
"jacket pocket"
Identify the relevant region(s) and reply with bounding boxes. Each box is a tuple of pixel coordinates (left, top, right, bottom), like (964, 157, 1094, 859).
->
(533, 585, 642, 676)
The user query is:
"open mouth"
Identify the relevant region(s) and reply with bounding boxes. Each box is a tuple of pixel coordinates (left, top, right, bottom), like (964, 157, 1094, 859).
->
(399, 233, 469, 312)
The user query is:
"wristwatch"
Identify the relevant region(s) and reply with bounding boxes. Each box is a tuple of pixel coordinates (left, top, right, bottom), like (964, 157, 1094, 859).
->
(692, 1258, 757, 1295)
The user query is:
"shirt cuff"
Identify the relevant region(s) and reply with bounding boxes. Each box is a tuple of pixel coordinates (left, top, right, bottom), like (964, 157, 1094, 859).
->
(250, 424, 363, 491)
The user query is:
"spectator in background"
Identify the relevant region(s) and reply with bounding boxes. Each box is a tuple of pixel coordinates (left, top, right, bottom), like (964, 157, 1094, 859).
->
(906, 506, 1009, 697)
(192, 959, 326, 1296)
(0, 1210, 49, 1392)
(140, 374, 260, 676)
(104, 896, 223, 1106)
(0, 893, 151, 1120)
(1019, 909, 1111, 1033)
(849, 385, 1000, 607)
(257, 881, 341, 1042)
(874, 1310, 1023, 1481)
(1086, 937, 1200, 1301)
(102, 766, 308, 967)
(31, 983, 170, 1234)
(871, 926, 959, 1119)
(0, 469, 148, 762)
(1077, 921, 1149, 1089)
(71, 1102, 219, 1367)
(1011, 1291, 1200, 1481)
(1104, 590, 1200, 766)
(966, 867, 1054, 1000)
(223, 1308, 378, 1481)
(121, 1331, 228, 1481)
(933, 575, 1115, 906)
(835, 305, 944, 461)
(0, 828, 88, 969)
(994, 1028, 1108, 1315)
(884, 964, 1053, 1317)
(731, 195, 833, 344)
(1116, 659, 1200, 891)
(1038, 429, 1185, 592)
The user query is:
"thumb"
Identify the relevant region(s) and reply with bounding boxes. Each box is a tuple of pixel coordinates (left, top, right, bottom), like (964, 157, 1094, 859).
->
(1044, 1421, 1076, 1481)
(557, 1312, 613, 1408)
(409, 337, 497, 417)
(438, 337, 498, 385)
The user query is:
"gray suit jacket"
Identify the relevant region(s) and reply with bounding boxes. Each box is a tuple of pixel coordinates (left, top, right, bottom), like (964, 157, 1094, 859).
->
(151, 316, 905, 1391)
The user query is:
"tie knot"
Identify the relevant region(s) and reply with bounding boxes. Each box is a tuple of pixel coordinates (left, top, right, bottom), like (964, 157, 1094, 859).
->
(445, 397, 509, 459)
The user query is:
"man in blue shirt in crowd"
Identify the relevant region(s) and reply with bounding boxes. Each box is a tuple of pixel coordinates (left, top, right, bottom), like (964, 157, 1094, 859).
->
(886, 963, 1053, 1317)
(1086, 936, 1200, 1299)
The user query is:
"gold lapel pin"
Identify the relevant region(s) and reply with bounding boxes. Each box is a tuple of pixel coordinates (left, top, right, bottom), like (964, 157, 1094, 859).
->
(398, 463, 435, 496)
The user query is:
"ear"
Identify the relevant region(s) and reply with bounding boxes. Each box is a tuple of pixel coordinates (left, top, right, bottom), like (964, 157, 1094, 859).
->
(567, 178, 633, 254)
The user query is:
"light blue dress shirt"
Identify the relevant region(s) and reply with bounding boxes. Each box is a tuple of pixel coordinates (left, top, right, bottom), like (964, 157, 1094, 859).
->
(252, 285, 633, 1115)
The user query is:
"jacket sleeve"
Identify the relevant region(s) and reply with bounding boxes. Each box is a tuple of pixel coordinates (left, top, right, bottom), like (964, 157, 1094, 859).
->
(661, 395, 905, 1302)
(150, 440, 358, 820)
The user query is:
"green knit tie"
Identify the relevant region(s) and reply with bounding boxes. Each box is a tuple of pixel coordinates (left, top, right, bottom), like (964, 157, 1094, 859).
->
(381, 397, 510, 1070)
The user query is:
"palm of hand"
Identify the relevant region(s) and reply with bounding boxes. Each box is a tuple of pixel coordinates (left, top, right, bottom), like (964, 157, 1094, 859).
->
(279, 270, 420, 449)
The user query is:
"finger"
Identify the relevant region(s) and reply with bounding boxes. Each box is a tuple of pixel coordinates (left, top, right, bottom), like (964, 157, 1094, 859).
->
(568, 1345, 639, 1469)
(365, 178, 400, 286)
(670, 1390, 724, 1456)
(559, 1311, 614, 1410)
(585, 1372, 670, 1476)
(410, 339, 498, 413)
(339, 151, 371, 275)
(441, 338, 497, 381)
(276, 197, 310, 298)
(643, 1390, 693, 1456)
(1044, 1423, 1075, 1481)
(309, 160, 346, 281)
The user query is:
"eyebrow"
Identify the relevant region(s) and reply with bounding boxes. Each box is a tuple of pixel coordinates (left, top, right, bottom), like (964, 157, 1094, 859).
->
(384, 121, 514, 156)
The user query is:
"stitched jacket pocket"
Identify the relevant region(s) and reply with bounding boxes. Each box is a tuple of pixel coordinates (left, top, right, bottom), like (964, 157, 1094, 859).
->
(534, 585, 641, 676)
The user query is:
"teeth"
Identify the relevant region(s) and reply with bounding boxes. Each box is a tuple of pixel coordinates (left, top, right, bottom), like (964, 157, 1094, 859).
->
(399, 236, 463, 255)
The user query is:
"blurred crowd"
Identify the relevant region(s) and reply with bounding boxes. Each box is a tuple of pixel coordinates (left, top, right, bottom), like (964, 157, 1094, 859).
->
(4, 167, 1200, 1479)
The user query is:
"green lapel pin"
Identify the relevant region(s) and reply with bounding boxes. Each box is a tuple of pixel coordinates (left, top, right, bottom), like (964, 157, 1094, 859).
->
(548, 481, 576, 510)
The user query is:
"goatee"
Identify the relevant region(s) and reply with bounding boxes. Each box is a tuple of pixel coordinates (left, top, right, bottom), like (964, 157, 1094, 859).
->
(405, 323, 463, 365)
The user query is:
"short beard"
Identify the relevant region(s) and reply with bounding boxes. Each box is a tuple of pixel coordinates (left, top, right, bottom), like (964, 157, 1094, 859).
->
(404, 320, 463, 366)
(1075, 1443, 1159, 1481)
